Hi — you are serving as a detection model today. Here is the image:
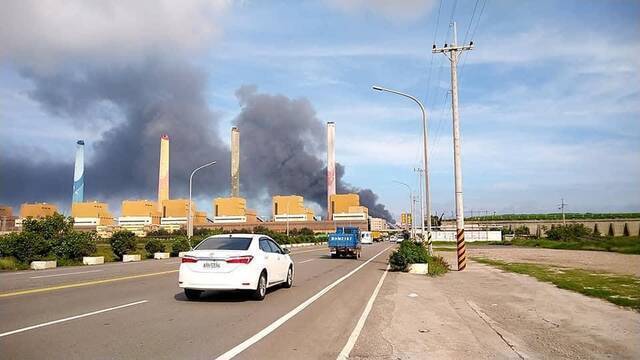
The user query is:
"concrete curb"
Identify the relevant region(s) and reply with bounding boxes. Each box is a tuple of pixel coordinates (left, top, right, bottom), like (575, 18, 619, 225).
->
(122, 254, 141, 262)
(83, 256, 104, 265)
(408, 263, 428, 274)
(30, 261, 57, 270)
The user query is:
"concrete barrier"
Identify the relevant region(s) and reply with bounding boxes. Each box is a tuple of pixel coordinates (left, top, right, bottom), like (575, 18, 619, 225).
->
(154, 252, 170, 259)
(408, 263, 428, 275)
(30, 261, 57, 270)
(122, 254, 141, 262)
(83, 256, 104, 265)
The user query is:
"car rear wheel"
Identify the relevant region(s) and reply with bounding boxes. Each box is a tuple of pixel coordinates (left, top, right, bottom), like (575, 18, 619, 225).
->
(252, 272, 267, 300)
(283, 266, 293, 288)
(184, 289, 203, 300)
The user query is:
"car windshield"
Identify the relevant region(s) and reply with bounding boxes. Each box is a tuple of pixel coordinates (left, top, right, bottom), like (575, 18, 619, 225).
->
(196, 237, 252, 250)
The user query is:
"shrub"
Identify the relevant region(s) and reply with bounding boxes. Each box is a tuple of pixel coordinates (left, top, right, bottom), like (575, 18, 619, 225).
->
(428, 256, 450, 276)
(170, 237, 191, 256)
(109, 230, 137, 259)
(514, 226, 530, 236)
(51, 231, 97, 260)
(8, 232, 50, 263)
(389, 241, 430, 271)
(546, 224, 590, 241)
(145, 238, 166, 254)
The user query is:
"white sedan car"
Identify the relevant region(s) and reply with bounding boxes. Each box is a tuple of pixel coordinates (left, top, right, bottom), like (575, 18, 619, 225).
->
(179, 234, 294, 301)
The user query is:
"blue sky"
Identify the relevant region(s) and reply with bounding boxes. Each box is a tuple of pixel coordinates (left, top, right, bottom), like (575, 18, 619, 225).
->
(2, 0, 639, 219)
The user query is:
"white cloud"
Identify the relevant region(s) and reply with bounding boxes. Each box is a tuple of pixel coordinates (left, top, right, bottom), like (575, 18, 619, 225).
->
(325, 0, 437, 22)
(0, 0, 230, 71)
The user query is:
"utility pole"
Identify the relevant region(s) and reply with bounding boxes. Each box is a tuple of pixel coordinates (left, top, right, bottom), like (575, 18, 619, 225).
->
(433, 21, 474, 271)
(558, 198, 567, 225)
(414, 167, 425, 243)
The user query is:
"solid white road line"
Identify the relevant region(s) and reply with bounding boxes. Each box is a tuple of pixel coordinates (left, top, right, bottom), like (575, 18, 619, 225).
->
(296, 259, 315, 264)
(29, 270, 103, 279)
(337, 264, 390, 359)
(215, 245, 392, 360)
(0, 300, 148, 338)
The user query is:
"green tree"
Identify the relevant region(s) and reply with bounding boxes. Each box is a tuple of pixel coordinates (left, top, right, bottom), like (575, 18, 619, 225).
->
(110, 230, 137, 259)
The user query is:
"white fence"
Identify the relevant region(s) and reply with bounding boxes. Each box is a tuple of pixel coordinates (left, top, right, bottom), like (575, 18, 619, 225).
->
(430, 230, 502, 242)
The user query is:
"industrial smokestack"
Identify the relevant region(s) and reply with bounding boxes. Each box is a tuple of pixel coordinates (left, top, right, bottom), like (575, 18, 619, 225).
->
(231, 126, 240, 197)
(158, 134, 170, 209)
(327, 122, 336, 220)
(72, 140, 85, 203)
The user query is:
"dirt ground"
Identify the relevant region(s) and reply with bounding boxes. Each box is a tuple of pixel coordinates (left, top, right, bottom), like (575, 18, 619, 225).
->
(459, 245, 640, 276)
(351, 252, 640, 359)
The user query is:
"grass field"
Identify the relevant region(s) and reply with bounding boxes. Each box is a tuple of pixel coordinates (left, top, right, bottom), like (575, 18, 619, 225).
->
(494, 236, 640, 254)
(474, 258, 640, 311)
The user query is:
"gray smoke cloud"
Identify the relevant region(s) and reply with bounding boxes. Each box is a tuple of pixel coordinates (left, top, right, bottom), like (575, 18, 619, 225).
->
(2, 60, 229, 208)
(2, 72, 393, 223)
(234, 86, 394, 222)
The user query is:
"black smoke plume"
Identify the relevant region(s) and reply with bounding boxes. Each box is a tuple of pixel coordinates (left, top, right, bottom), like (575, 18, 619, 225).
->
(234, 86, 394, 222)
(2, 61, 229, 208)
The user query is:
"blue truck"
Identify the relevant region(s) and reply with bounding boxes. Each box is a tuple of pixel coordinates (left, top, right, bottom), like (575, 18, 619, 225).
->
(328, 227, 362, 259)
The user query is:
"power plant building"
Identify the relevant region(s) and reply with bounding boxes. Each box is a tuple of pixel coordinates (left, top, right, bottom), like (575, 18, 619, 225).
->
(213, 197, 257, 223)
(272, 195, 315, 222)
(160, 199, 207, 231)
(0, 205, 15, 231)
(330, 194, 369, 221)
(71, 201, 115, 227)
(401, 213, 413, 229)
(72, 140, 85, 203)
(118, 200, 161, 236)
(16, 203, 58, 227)
(370, 217, 388, 231)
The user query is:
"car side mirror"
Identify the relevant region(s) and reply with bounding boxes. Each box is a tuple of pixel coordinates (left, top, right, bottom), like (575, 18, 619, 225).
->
(283, 248, 290, 254)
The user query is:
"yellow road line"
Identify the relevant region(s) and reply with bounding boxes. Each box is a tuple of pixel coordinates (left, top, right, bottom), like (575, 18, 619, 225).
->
(0, 270, 179, 298)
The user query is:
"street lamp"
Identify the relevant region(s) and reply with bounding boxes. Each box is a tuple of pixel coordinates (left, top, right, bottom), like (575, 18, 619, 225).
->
(374, 85, 433, 254)
(393, 180, 414, 240)
(188, 160, 217, 246)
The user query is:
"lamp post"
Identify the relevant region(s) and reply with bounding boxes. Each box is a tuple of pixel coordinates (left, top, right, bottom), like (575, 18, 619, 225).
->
(188, 160, 216, 246)
(373, 86, 433, 253)
(393, 180, 414, 240)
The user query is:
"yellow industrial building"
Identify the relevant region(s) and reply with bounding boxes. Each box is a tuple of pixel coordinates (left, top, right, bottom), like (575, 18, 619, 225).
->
(330, 194, 368, 221)
(0, 205, 12, 218)
(160, 199, 207, 231)
(272, 195, 315, 221)
(16, 203, 58, 227)
(213, 197, 258, 223)
(71, 201, 115, 226)
(20, 203, 58, 218)
(118, 200, 161, 236)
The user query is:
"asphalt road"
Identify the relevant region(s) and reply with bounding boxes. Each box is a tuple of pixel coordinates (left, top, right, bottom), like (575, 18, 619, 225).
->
(0, 242, 394, 359)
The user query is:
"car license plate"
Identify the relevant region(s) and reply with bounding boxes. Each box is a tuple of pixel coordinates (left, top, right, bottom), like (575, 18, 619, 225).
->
(202, 261, 221, 269)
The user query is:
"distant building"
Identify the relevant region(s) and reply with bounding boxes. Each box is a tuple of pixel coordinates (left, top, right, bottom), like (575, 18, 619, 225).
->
(400, 213, 412, 228)
(16, 203, 58, 227)
(213, 197, 258, 223)
(0, 205, 14, 231)
(330, 194, 368, 221)
(71, 201, 115, 227)
(118, 200, 161, 236)
(272, 195, 315, 222)
(370, 217, 388, 231)
(160, 199, 207, 231)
